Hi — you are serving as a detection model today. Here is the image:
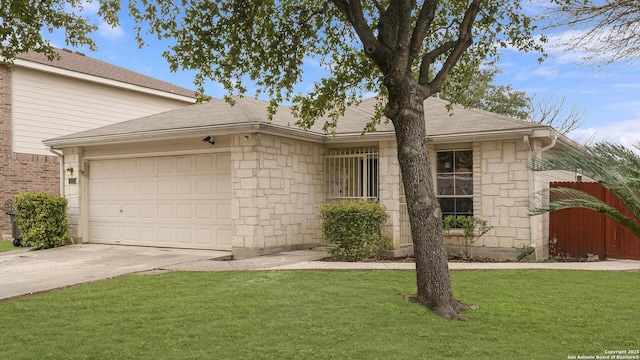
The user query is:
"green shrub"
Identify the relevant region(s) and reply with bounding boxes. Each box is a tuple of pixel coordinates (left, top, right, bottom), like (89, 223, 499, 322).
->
(320, 200, 390, 261)
(14, 192, 71, 250)
(443, 215, 492, 260)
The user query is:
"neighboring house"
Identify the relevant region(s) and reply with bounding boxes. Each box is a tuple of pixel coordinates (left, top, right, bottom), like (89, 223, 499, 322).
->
(0, 48, 196, 235)
(44, 96, 579, 260)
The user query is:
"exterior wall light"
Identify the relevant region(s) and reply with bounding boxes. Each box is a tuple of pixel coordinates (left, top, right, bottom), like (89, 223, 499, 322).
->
(66, 167, 73, 177)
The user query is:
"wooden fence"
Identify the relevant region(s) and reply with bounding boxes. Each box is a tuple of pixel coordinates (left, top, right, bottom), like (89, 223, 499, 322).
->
(549, 182, 640, 260)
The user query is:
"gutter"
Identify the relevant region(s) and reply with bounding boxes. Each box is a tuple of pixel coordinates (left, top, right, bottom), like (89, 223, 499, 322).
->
(48, 147, 65, 196)
(524, 133, 557, 259)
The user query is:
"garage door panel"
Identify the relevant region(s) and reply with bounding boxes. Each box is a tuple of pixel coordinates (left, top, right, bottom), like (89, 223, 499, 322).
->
(177, 156, 194, 172)
(157, 228, 173, 242)
(216, 154, 231, 171)
(157, 158, 175, 174)
(157, 204, 174, 219)
(89, 153, 231, 250)
(176, 204, 193, 219)
(216, 229, 232, 246)
(217, 203, 231, 221)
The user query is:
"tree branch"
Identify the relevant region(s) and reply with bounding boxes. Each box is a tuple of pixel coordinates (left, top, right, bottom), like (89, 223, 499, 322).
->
(330, 0, 392, 72)
(418, 40, 455, 86)
(409, 0, 437, 62)
(428, 0, 481, 93)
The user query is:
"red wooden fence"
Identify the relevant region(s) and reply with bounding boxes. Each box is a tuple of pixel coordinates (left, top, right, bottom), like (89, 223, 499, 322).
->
(549, 182, 640, 260)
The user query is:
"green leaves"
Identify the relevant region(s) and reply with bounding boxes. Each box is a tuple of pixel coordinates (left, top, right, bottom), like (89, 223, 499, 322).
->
(13, 192, 71, 250)
(443, 215, 493, 259)
(122, 1, 543, 130)
(320, 200, 390, 261)
(0, 0, 120, 64)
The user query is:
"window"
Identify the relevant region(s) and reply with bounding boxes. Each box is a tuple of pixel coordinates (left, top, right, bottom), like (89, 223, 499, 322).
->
(436, 150, 473, 218)
(325, 147, 379, 200)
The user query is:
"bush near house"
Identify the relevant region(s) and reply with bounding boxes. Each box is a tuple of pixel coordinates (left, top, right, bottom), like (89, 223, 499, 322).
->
(443, 215, 493, 260)
(14, 192, 71, 250)
(320, 200, 391, 261)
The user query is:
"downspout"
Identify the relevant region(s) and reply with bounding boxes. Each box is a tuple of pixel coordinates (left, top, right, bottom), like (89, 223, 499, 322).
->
(48, 147, 64, 196)
(524, 134, 557, 258)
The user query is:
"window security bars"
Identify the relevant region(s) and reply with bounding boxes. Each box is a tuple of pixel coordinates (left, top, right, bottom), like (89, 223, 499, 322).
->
(325, 147, 379, 201)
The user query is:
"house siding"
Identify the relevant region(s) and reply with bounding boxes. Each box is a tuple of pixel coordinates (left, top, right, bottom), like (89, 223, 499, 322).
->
(12, 67, 192, 156)
(1, 66, 60, 233)
(231, 134, 325, 258)
(476, 139, 531, 250)
(378, 140, 402, 246)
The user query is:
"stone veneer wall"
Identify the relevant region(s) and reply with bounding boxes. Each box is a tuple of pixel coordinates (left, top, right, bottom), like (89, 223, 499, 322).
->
(378, 140, 402, 246)
(0, 66, 59, 234)
(475, 139, 532, 250)
(231, 134, 325, 258)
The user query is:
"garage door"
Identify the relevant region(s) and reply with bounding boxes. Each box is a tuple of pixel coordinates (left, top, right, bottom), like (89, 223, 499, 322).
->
(88, 153, 231, 250)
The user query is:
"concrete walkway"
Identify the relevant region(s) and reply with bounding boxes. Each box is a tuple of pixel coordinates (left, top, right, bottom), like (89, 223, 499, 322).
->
(1, 243, 639, 301)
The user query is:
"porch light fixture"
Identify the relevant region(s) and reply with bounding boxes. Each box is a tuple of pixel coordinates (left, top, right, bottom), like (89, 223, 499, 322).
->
(66, 167, 73, 176)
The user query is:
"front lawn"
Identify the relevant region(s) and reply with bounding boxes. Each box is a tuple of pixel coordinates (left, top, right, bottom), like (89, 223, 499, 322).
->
(0, 270, 638, 359)
(0, 241, 18, 252)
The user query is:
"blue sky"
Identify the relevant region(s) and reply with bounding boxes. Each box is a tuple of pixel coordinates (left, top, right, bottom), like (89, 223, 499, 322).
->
(45, 2, 640, 148)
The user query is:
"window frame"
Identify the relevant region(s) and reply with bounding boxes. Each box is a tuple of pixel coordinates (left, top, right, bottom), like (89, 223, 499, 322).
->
(435, 149, 473, 219)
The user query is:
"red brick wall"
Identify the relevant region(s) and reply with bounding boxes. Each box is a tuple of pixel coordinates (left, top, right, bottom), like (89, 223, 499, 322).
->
(0, 66, 60, 232)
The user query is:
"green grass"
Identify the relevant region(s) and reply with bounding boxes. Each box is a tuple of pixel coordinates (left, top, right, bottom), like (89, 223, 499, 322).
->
(0, 240, 19, 252)
(0, 270, 638, 359)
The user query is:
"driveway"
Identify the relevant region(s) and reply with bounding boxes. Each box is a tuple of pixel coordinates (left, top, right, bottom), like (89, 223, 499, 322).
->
(0, 244, 230, 300)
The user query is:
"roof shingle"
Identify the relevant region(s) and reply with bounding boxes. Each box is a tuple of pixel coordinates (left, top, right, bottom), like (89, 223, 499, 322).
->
(45, 96, 549, 146)
(16, 48, 196, 99)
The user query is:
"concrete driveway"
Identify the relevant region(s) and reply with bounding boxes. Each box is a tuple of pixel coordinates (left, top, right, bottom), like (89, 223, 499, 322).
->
(0, 244, 230, 300)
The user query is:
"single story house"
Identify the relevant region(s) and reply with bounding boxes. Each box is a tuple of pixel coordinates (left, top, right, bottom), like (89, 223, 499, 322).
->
(44, 96, 579, 260)
(1, 49, 195, 235)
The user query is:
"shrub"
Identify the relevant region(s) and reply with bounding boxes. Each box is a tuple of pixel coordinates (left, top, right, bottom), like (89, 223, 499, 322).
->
(14, 192, 71, 250)
(443, 215, 492, 260)
(320, 200, 390, 261)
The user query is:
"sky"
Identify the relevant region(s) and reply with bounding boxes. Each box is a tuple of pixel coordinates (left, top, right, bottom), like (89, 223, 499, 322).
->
(44, 2, 640, 148)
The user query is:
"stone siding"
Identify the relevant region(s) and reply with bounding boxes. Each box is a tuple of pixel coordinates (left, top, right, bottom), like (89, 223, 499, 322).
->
(378, 140, 402, 245)
(476, 139, 531, 250)
(231, 134, 324, 258)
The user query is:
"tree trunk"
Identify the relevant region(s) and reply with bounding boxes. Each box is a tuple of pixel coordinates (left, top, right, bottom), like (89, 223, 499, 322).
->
(386, 84, 470, 321)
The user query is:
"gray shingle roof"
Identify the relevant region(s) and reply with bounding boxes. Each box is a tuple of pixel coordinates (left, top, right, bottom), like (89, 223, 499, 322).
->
(44, 95, 549, 146)
(16, 48, 196, 99)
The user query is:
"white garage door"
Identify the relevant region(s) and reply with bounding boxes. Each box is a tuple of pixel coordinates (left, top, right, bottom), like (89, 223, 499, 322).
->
(88, 153, 232, 250)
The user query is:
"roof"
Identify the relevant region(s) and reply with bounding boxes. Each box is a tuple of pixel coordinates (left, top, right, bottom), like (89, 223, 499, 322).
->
(16, 48, 196, 99)
(44, 95, 558, 147)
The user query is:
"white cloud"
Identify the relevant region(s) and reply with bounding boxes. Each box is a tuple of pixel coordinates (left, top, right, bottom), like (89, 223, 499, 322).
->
(575, 119, 640, 148)
(98, 21, 124, 39)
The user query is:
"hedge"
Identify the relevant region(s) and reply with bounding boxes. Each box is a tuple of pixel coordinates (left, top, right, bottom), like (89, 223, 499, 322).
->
(320, 200, 391, 261)
(14, 192, 71, 250)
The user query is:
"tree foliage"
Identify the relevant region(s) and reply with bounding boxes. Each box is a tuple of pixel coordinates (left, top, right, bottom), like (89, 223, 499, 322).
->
(548, 0, 640, 64)
(530, 142, 640, 238)
(441, 65, 584, 135)
(441, 66, 531, 120)
(0, 0, 119, 64)
(125, 1, 545, 118)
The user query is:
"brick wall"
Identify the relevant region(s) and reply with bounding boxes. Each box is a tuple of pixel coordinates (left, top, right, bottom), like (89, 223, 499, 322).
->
(231, 133, 325, 258)
(0, 66, 60, 233)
